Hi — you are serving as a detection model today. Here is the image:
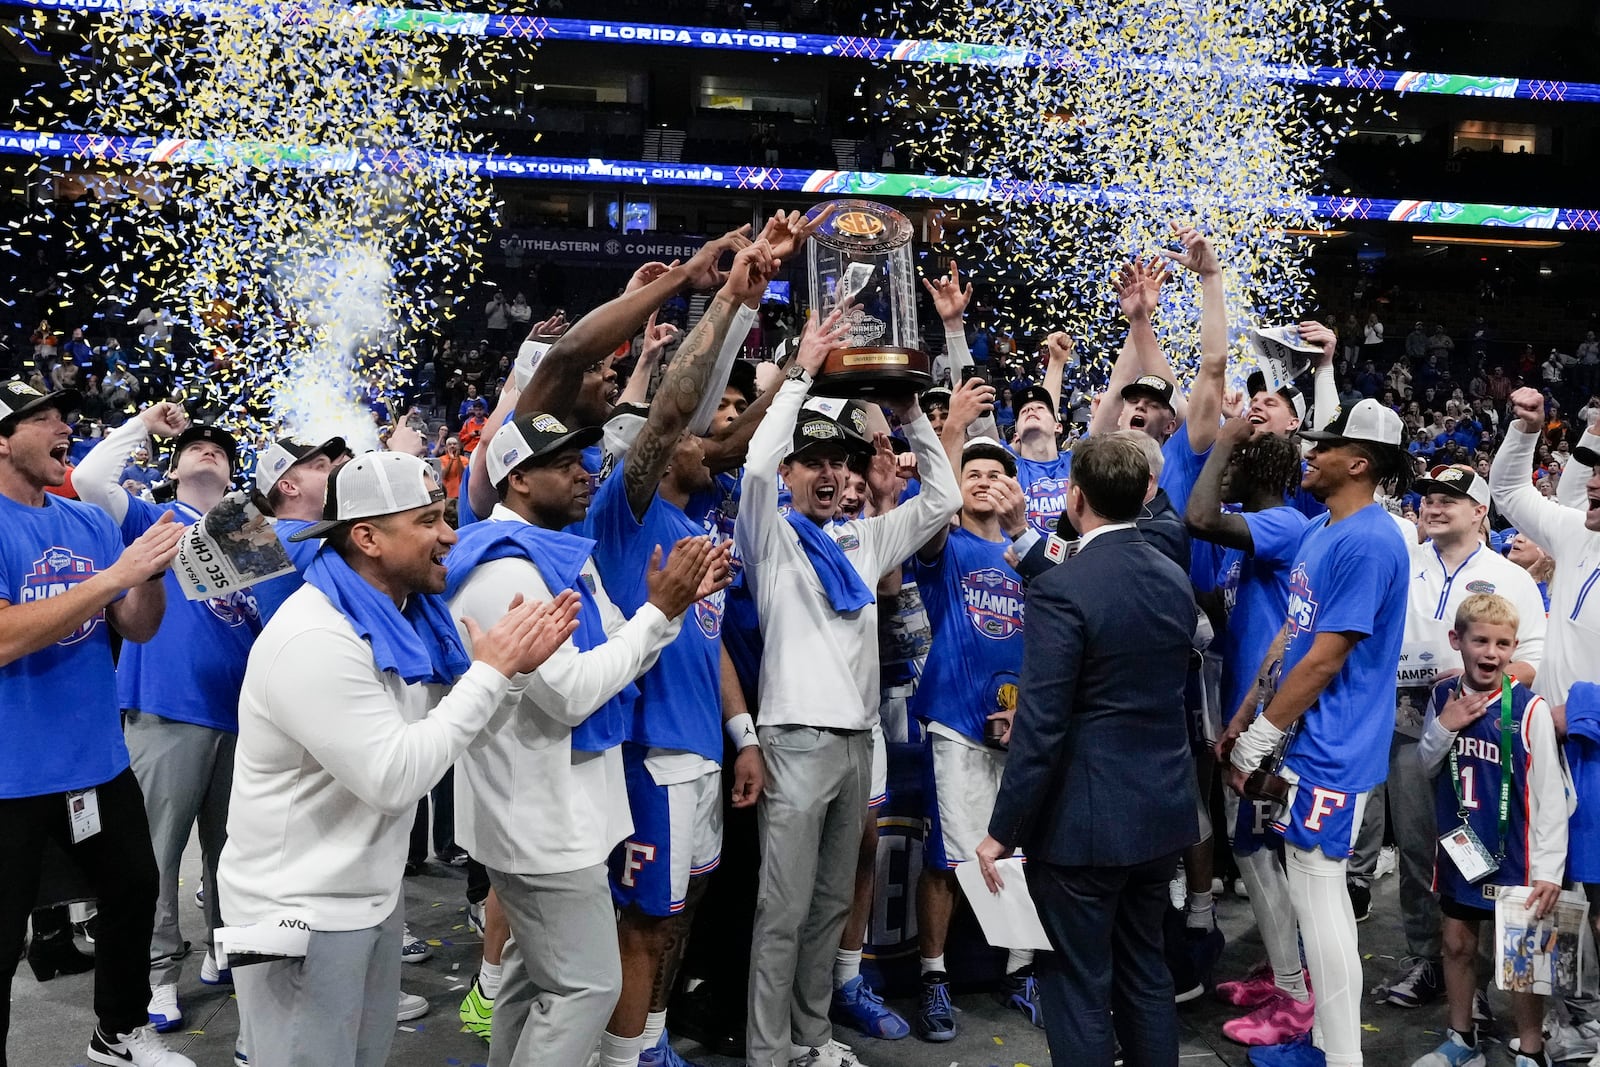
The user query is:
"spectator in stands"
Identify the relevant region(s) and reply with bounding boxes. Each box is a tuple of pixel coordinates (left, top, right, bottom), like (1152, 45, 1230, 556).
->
(457, 385, 483, 427)
(1405, 321, 1428, 362)
(1387, 360, 1411, 398)
(1426, 324, 1454, 365)
(485, 291, 510, 353)
(1354, 362, 1383, 398)
(62, 329, 93, 368)
(437, 435, 466, 498)
(508, 292, 532, 330)
(1578, 332, 1600, 394)
(99, 337, 126, 372)
(1341, 314, 1361, 362)
(1543, 349, 1572, 388)
(1363, 312, 1384, 356)
(31, 319, 58, 362)
(459, 401, 488, 454)
(120, 445, 161, 490)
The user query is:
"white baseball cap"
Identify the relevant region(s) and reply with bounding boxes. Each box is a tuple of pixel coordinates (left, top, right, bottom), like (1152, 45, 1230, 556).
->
(254, 435, 347, 496)
(512, 338, 554, 392)
(287, 451, 443, 542)
(1300, 398, 1404, 449)
(484, 412, 603, 490)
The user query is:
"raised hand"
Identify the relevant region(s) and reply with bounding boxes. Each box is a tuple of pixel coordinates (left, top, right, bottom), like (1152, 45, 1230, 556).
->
(721, 240, 781, 307)
(624, 262, 676, 295)
(1217, 416, 1254, 448)
(990, 475, 1028, 539)
(638, 312, 681, 365)
(1510, 386, 1547, 432)
(465, 590, 583, 678)
(795, 307, 854, 376)
(1437, 684, 1496, 732)
(921, 260, 974, 326)
(108, 511, 186, 587)
(1221, 387, 1246, 420)
(865, 432, 900, 506)
(1297, 320, 1338, 366)
(946, 375, 996, 435)
(1043, 330, 1076, 368)
(1158, 221, 1221, 277)
(683, 225, 755, 291)
(138, 401, 189, 438)
(758, 205, 832, 261)
(528, 309, 570, 339)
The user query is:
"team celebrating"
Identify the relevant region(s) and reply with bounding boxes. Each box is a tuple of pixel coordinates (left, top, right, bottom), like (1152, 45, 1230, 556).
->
(3, 209, 1600, 1067)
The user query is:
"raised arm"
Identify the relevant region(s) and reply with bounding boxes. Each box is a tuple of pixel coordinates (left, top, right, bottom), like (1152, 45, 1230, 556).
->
(1041, 331, 1074, 427)
(1159, 224, 1226, 450)
(860, 397, 960, 578)
(1492, 387, 1587, 553)
(1557, 408, 1600, 511)
(624, 243, 779, 520)
(1184, 418, 1256, 550)
(614, 313, 680, 410)
(1300, 321, 1339, 434)
(467, 377, 522, 520)
(75, 401, 189, 525)
(1092, 259, 1167, 436)
(923, 259, 999, 440)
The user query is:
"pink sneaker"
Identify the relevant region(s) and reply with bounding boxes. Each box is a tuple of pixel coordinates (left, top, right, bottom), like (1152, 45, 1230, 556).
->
(1214, 964, 1276, 1008)
(1221, 988, 1316, 1046)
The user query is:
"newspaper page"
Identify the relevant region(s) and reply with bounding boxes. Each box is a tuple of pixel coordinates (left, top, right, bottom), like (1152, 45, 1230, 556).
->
(1246, 325, 1322, 392)
(1495, 885, 1591, 996)
(173, 491, 296, 600)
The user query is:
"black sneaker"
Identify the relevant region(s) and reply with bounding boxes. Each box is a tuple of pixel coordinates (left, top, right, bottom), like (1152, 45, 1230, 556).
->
(1348, 883, 1371, 923)
(1380, 957, 1441, 1008)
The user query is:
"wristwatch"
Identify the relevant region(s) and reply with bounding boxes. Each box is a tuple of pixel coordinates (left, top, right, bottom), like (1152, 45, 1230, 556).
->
(785, 364, 812, 385)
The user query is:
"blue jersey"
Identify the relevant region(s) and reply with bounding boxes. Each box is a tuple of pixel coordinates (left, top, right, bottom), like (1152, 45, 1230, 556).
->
(0, 492, 128, 797)
(250, 518, 319, 625)
(115, 497, 261, 732)
(911, 528, 1026, 743)
(1428, 679, 1542, 909)
(1158, 421, 1212, 517)
(686, 470, 742, 576)
(1215, 508, 1312, 726)
(585, 468, 724, 761)
(1011, 449, 1072, 536)
(1280, 503, 1408, 791)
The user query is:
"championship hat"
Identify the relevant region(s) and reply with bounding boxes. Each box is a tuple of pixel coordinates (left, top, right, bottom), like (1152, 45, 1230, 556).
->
(484, 412, 603, 490)
(1120, 374, 1176, 409)
(170, 423, 239, 471)
(919, 386, 953, 414)
(787, 396, 874, 461)
(1413, 464, 1489, 506)
(288, 451, 444, 542)
(254, 435, 347, 495)
(1300, 398, 1405, 449)
(1014, 384, 1056, 419)
(0, 378, 80, 432)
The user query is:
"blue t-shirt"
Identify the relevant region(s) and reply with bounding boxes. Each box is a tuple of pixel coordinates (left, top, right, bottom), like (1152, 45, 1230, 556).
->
(910, 528, 1026, 743)
(251, 519, 319, 626)
(0, 492, 129, 797)
(1158, 421, 1212, 517)
(116, 497, 261, 732)
(585, 466, 725, 761)
(1213, 507, 1312, 727)
(1010, 448, 1072, 536)
(1280, 503, 1409, 791)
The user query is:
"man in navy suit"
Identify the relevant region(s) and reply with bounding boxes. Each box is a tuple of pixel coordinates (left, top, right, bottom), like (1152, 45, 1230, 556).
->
(976, 432, 1199, 1067)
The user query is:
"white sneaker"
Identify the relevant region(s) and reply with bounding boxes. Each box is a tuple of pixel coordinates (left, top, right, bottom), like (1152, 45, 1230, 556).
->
(1375, 844, 1399, 880)
(397, 990, 429, 1022)
(88, 1025, 197, 1066)
(790, 1038, 868, 1067)
(234, 1035, 250, 1064)
(146, 982, 182, 1033)
(199, 950, 232, 986)
(401, 925, 432, 964)
(1548, 1018, 1600, 1061)
(466, 900, 486, 938)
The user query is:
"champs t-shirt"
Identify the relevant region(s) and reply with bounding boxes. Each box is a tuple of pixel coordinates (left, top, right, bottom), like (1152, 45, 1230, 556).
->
(1158, 421, 1212, 517)
(1214, 507, 1312, 726)
(0, 492, 128, 797)
(585, 467, 725, 762)
(911, 527, 1026, 743)
(1011, 449, 1072, 536)
(116, 497, 261, 732)
(1280, 503, 1409, 791)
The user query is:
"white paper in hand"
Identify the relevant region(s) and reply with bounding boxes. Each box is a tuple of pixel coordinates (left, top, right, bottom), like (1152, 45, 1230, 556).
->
(954, 858, 1053, 951)
(1246, 325, 1322, 392)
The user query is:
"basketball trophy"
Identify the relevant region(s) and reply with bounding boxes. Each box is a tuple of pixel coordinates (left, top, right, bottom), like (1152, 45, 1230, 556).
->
(803, 199, 932, 398)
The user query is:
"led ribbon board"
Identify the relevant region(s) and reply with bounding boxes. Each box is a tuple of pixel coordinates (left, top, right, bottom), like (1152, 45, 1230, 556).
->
(2, 129, 1595, 231)
(5, 0, 1599, 104)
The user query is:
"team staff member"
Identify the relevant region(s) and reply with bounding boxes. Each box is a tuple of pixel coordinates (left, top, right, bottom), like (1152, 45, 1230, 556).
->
(446, 415, 727, 1067)
(75, 403, 260, 1034)
(218, 453, 578, 1067)
(1225, 399, 1412, 1067)
(909, 435, 1030, 1042)
(975, 433, 1199, 1067)
(737, 310, 959, 1067)
(1362, 465, 1544, 1009)
(250, 434, 346, 623)
(0, 378, 191, 1067)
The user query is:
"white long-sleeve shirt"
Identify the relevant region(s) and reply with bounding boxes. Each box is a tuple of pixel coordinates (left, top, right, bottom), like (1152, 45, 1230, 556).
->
(1557, 424, 1600, 511)
(74, 416, 148, 524)
(448, 505, 680, 875)
(735, 378, 959, 730)
(218, 584, 511, 932)
(1490, 425, 1600, 705)
(1418, 687, 1570, 886)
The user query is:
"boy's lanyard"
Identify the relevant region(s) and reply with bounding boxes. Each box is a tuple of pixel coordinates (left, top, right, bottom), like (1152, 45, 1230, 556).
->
(1448, 677, 1514, 861)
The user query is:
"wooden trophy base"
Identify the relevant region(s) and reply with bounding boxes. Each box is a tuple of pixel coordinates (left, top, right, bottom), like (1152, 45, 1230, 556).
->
(813, 346, 933, 399)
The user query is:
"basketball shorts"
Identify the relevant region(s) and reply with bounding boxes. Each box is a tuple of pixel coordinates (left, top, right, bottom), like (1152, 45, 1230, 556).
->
(869, 720, 888, 810)
(1269, 766, 1370, 860)
(922, 729, 1007, 870)
(608, 744, 723, 916)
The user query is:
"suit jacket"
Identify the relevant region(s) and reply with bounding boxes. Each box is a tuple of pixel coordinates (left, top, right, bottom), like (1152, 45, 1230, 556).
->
(1016, 488, 1190, 583)
(988, 527, 1200, 868)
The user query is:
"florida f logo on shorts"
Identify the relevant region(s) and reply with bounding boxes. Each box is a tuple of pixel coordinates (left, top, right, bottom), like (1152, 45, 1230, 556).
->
(1270, 776, 1361, 859)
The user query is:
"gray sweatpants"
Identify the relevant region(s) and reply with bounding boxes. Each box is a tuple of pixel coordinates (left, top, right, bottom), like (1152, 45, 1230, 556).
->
(232, 903, 402, 1067)
(487, 863, 621, 1067)
(1349, 733, 1441, 960)
(747, 726, 872, 1067)
(126, 712, 235, 985)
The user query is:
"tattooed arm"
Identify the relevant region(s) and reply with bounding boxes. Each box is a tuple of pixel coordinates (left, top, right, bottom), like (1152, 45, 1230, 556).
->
(622, 241, 782, 521)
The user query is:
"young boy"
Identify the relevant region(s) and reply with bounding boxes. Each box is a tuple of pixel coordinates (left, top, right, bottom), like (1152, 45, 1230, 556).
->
(1413, 593, 1569, 1067)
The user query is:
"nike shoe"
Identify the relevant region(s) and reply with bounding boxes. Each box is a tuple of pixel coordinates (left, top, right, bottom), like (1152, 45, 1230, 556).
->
(199, 950, 232, 986)
(233, 1036, 249, 1065)
(466, 900, 486, 938)
(829, 975, 909, 1039)
(1381, 958, 1441, 1008)
(914, 971, 957, 1042)
(146, 983, 182, 1034)
(1471, 988, 1494, 1027)
(997, 967, 1044, 1027)
(401, 925, 432, 964)
(397, 990, 429, 1022)
(1216, 963, 1279, 1008)
(1222, 989, 1316, 1046)
(789, 1039, 868, 1067)
(1247, 1033, 1326, 1066)
(1411, 1029, 1486, 1067)
(87, 1025, 197, 1066)
(1347, 883, 1371, 923)
(1375, 844, 1399, 880)
(638, 1030, 703, 1067)
(459, 978, 493, 1041)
